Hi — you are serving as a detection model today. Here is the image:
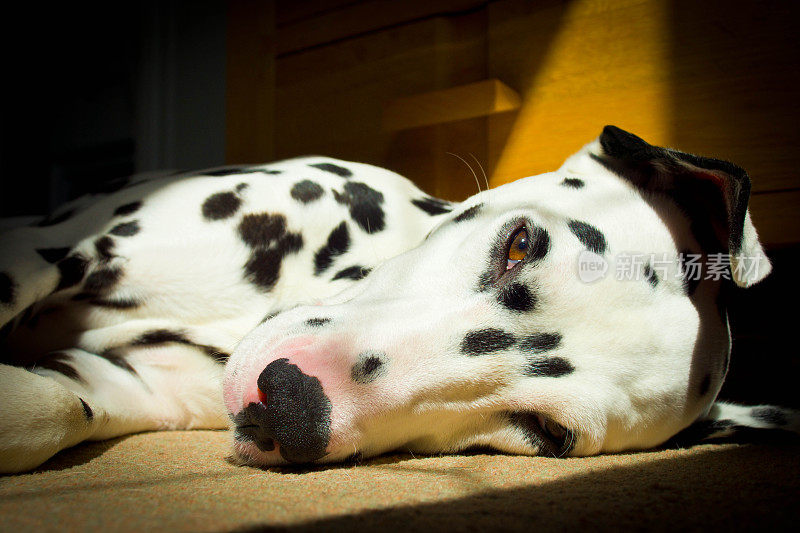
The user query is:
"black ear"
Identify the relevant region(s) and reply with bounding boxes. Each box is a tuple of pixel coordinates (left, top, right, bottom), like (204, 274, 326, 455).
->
(593, 125, 770, 287)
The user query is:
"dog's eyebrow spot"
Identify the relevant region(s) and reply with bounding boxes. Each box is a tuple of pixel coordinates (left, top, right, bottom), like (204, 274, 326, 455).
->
(751, 406, 788, 426)
(351, 351, 386, 384)
(411, 196, 453, 216)
(525, 356, 574, 377)
(561, 177, 585, 188)
(109, 220, 141, 237)
(306, 317, 331, 327)
(461, 328, 517, 356)
(290, 180, 325, 204)
(309, 162, 353, 178)
(202, 192, 242, 221)
(644, 263, 659, 288)
(454, 203, 483, 223)
(498, 282, 537, 312)
(568, 220, 606, 254)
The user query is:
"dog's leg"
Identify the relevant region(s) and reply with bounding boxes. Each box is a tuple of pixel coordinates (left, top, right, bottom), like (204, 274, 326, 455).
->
(0, 345, 227, 473)
(667, 401, 800, 447)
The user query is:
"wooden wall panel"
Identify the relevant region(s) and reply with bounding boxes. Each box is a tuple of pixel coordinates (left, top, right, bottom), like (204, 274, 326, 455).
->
(487, 0, 672, 186)
(226, 0, 275, 164)
(274, 8, 488, 200)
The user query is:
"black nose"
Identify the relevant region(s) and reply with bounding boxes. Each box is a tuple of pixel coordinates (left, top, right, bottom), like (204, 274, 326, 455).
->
(234, 358, 332, 463)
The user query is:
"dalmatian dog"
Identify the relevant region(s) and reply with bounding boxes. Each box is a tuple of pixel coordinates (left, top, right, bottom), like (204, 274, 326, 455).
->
(0, 126, 796, 473)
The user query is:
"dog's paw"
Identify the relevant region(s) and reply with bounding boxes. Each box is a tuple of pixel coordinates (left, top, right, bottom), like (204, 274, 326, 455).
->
(0, 364, 93, 473)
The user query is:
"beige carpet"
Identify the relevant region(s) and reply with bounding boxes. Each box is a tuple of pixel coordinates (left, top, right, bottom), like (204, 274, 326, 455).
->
(1, 431, 798, 532)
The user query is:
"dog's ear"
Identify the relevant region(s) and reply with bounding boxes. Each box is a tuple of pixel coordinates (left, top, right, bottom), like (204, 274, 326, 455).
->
(593, 125, 771, 288)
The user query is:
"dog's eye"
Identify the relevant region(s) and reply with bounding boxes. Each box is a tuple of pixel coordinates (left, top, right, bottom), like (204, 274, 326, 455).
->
(506, 228, 529, 270)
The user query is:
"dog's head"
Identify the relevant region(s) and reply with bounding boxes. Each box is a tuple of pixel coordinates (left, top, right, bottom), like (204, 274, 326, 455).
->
(223, 126, 770, 465)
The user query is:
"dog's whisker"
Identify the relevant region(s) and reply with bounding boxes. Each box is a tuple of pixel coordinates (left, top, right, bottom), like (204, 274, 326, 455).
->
(469, 153, 490, 193)
(447, 151, 482, 194)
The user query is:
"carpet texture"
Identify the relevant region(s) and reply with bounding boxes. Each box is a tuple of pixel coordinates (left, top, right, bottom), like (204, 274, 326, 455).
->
(1, 431, 798, 531)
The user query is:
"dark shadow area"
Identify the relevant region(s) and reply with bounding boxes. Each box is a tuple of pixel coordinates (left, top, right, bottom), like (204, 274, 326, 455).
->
(232, 443, 800, 532)
(722, 245, 800, 408)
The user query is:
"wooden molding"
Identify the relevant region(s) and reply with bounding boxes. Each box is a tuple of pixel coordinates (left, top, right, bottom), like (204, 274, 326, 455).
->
(383, 79, 520, 131)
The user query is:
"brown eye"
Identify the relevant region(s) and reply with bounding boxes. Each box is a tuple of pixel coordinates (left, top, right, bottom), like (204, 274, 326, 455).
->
(506, 228, 529, 270)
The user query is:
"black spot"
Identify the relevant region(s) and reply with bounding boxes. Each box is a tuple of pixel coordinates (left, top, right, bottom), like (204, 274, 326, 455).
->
(276, 233, 304, 255)
(461, 328, 517, 356)
(314, 222, 350, 275)
(454, 203, 483, 223)
(290, 180, 325, 204)
(568, 220, 606, 254)
(202, 192, 242, 221)
(90, 297, 141, 309)
(527, 226, 551, 262)
(79, 398, 94, 420)
(498, 282, 537, 312)
(310, 162, 352, 178)
(133, 329, 189, 346)
(699, 374, 711, 396)
(129, 329, 227, 361)
(525, 356, 574, 378)
(35, 352, 85, 384)
(244, 248, 283, 291)
(195, 166, 246, 176)
(412, 197, 453, 216)
(238, 213, 287, 247)
(55, 255, 88, 291)
(332, 265, 371, 281)
(37, 209, 75, 227)
(561, 178, 585, 188)
(751, 406, 788, 427)
(113, 201, 142, 217)
(261, 310, 282, 324)
(36, 247, 71, 264)
(98, 348, 139, 375)
(236, 182, 249, 193)
(333, 182, 386, 233)
(644, 263, 659, 288)
(306, 318, 331, 327)
(679, 249, 701, 296)
(264, 170, 282, 175)
(83, 267, 122, 293)
(109, 220, 140, 237)
(520, 332, 562, 354)
(94, 236, 115, 260)
(0, 272, 15, 305)
(351, 351, 385, 384)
